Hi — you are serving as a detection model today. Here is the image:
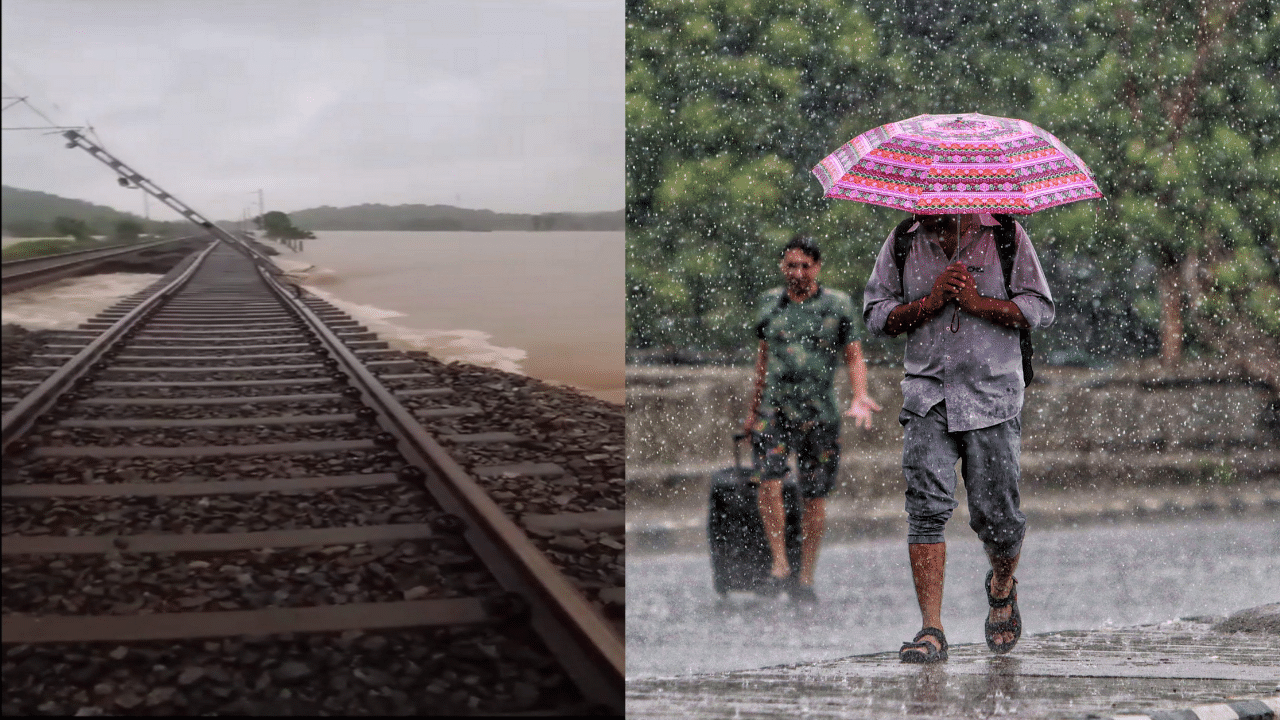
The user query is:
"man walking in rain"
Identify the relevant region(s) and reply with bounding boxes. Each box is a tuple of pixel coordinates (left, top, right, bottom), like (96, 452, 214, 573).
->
(745, 235, 881, 604)
(863, 213, 1054, 662)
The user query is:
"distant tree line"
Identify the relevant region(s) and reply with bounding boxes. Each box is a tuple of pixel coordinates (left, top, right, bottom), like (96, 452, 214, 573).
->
(285, 203, 625, 232)
(5, 215, 181, 243)
(2, 186, 187, 242)
(626, 0, 1279, 391)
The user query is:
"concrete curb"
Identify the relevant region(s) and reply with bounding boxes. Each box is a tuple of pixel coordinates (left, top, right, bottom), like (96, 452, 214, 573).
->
(1098, 696, 1280, 720)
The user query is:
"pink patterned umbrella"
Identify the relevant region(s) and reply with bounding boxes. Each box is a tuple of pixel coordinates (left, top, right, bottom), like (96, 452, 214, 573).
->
(811, 113, 1103, 215)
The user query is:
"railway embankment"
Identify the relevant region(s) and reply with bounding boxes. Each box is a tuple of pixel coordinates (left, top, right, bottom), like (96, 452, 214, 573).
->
(2, 324, 54, 371)
(71, 236, 218, 276)
(2, 238, 212, 372)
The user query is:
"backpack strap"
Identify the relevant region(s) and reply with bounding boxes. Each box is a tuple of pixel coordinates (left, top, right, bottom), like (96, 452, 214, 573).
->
(992, 214, 1018, 290)
(992, 214, 1035, 386)
(891, 216, 917, 287)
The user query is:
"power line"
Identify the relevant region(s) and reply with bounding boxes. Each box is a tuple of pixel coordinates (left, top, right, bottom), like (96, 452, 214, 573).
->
(2, 57, 70, 122)
(0, 93, 79, 132)
(13, 96, 61, 129)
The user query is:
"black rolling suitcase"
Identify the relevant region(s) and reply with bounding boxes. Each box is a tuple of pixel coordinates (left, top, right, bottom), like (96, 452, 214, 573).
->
(707, 434, 803, 595)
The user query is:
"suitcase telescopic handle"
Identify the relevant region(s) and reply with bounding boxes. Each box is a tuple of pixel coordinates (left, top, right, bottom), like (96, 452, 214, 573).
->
(732, 432, 749, 470)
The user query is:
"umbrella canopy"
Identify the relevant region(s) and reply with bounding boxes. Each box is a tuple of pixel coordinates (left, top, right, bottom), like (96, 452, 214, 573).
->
(812, 113, 1102, 215)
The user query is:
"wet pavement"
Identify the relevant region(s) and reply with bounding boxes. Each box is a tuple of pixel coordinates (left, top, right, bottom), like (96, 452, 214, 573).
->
(628, 515, 1279, 677)
(627, 617, 1280, 718)
(626, 514, 1280, 718)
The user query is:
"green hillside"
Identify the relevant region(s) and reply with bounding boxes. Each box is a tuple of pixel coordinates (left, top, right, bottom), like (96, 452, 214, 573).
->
(2, 186, 624, 237)
(1, 185, 183, 238)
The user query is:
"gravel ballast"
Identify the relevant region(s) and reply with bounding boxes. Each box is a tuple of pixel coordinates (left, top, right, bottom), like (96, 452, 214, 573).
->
(3, 244, 624, 715)
(3, 625, 574, 716)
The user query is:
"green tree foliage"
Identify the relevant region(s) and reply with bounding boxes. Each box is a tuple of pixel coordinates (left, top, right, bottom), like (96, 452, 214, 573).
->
(114, 218, 144, 241)
(3, 219, 48, 238)
(1044, 0, 1280, 385)
(51, 216, 91, 241)
(627, 0, 893, 357)
(627, 0, 1279, 387)
(2, 186, 182, 239)
(255, 211, 316, 240)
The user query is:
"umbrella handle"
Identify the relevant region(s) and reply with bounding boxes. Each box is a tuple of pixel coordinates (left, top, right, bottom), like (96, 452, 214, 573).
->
(950, 306, 960, 333)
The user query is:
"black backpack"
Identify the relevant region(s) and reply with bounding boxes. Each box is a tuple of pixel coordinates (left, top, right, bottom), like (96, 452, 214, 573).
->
(890, 214, 1035, 385)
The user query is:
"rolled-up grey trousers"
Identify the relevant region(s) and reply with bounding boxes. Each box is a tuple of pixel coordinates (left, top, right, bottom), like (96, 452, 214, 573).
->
(900, 402, 1025, 558)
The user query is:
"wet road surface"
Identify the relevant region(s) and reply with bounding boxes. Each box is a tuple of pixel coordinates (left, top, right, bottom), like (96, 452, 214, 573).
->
(626, 618, 1280, 719)
(627, 515, 1279, 681)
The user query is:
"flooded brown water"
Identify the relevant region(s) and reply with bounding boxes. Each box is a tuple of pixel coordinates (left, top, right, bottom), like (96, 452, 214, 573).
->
(272, 230, 623, 402)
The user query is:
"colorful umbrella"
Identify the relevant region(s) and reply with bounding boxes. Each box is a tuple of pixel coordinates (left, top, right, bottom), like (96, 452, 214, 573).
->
(811, 113, 1102, 215)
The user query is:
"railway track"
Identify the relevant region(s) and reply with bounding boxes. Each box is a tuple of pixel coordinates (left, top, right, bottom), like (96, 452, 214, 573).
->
(1, 237, 203, 295)
(1, 238, 624, 715)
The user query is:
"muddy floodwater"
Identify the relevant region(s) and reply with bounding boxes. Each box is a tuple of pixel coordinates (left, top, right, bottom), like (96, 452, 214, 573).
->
(626, 514, 1280, 678)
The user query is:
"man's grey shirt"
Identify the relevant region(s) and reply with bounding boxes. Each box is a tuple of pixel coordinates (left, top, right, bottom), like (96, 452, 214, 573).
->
(863, 214, 1054, 432)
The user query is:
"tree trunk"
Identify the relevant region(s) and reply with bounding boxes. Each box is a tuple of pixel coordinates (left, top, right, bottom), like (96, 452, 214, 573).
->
(1185, 252, 1280, 396)
(1158, 257, 1183, 367)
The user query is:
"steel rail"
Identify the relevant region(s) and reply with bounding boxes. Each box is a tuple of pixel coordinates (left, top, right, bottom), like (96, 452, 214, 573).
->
(0, 239, 218, 453)
(1, 237, 193, 270)
(248, 258, 625, 712)
(1, 236, 204, 294)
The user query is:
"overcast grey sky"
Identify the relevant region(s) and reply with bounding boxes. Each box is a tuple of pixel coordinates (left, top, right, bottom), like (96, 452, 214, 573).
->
(1, 0, 623, 221)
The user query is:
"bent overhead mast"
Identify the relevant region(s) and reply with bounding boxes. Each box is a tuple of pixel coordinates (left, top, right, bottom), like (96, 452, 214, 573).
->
(61, 129, 225, 240)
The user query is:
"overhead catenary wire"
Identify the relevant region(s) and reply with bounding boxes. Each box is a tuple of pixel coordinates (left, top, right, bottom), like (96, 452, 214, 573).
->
(0, 91, 83, 132)
(3, 95, 64, 129)
(2, 59, 72, 121)
(4, 75, 125, 162)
